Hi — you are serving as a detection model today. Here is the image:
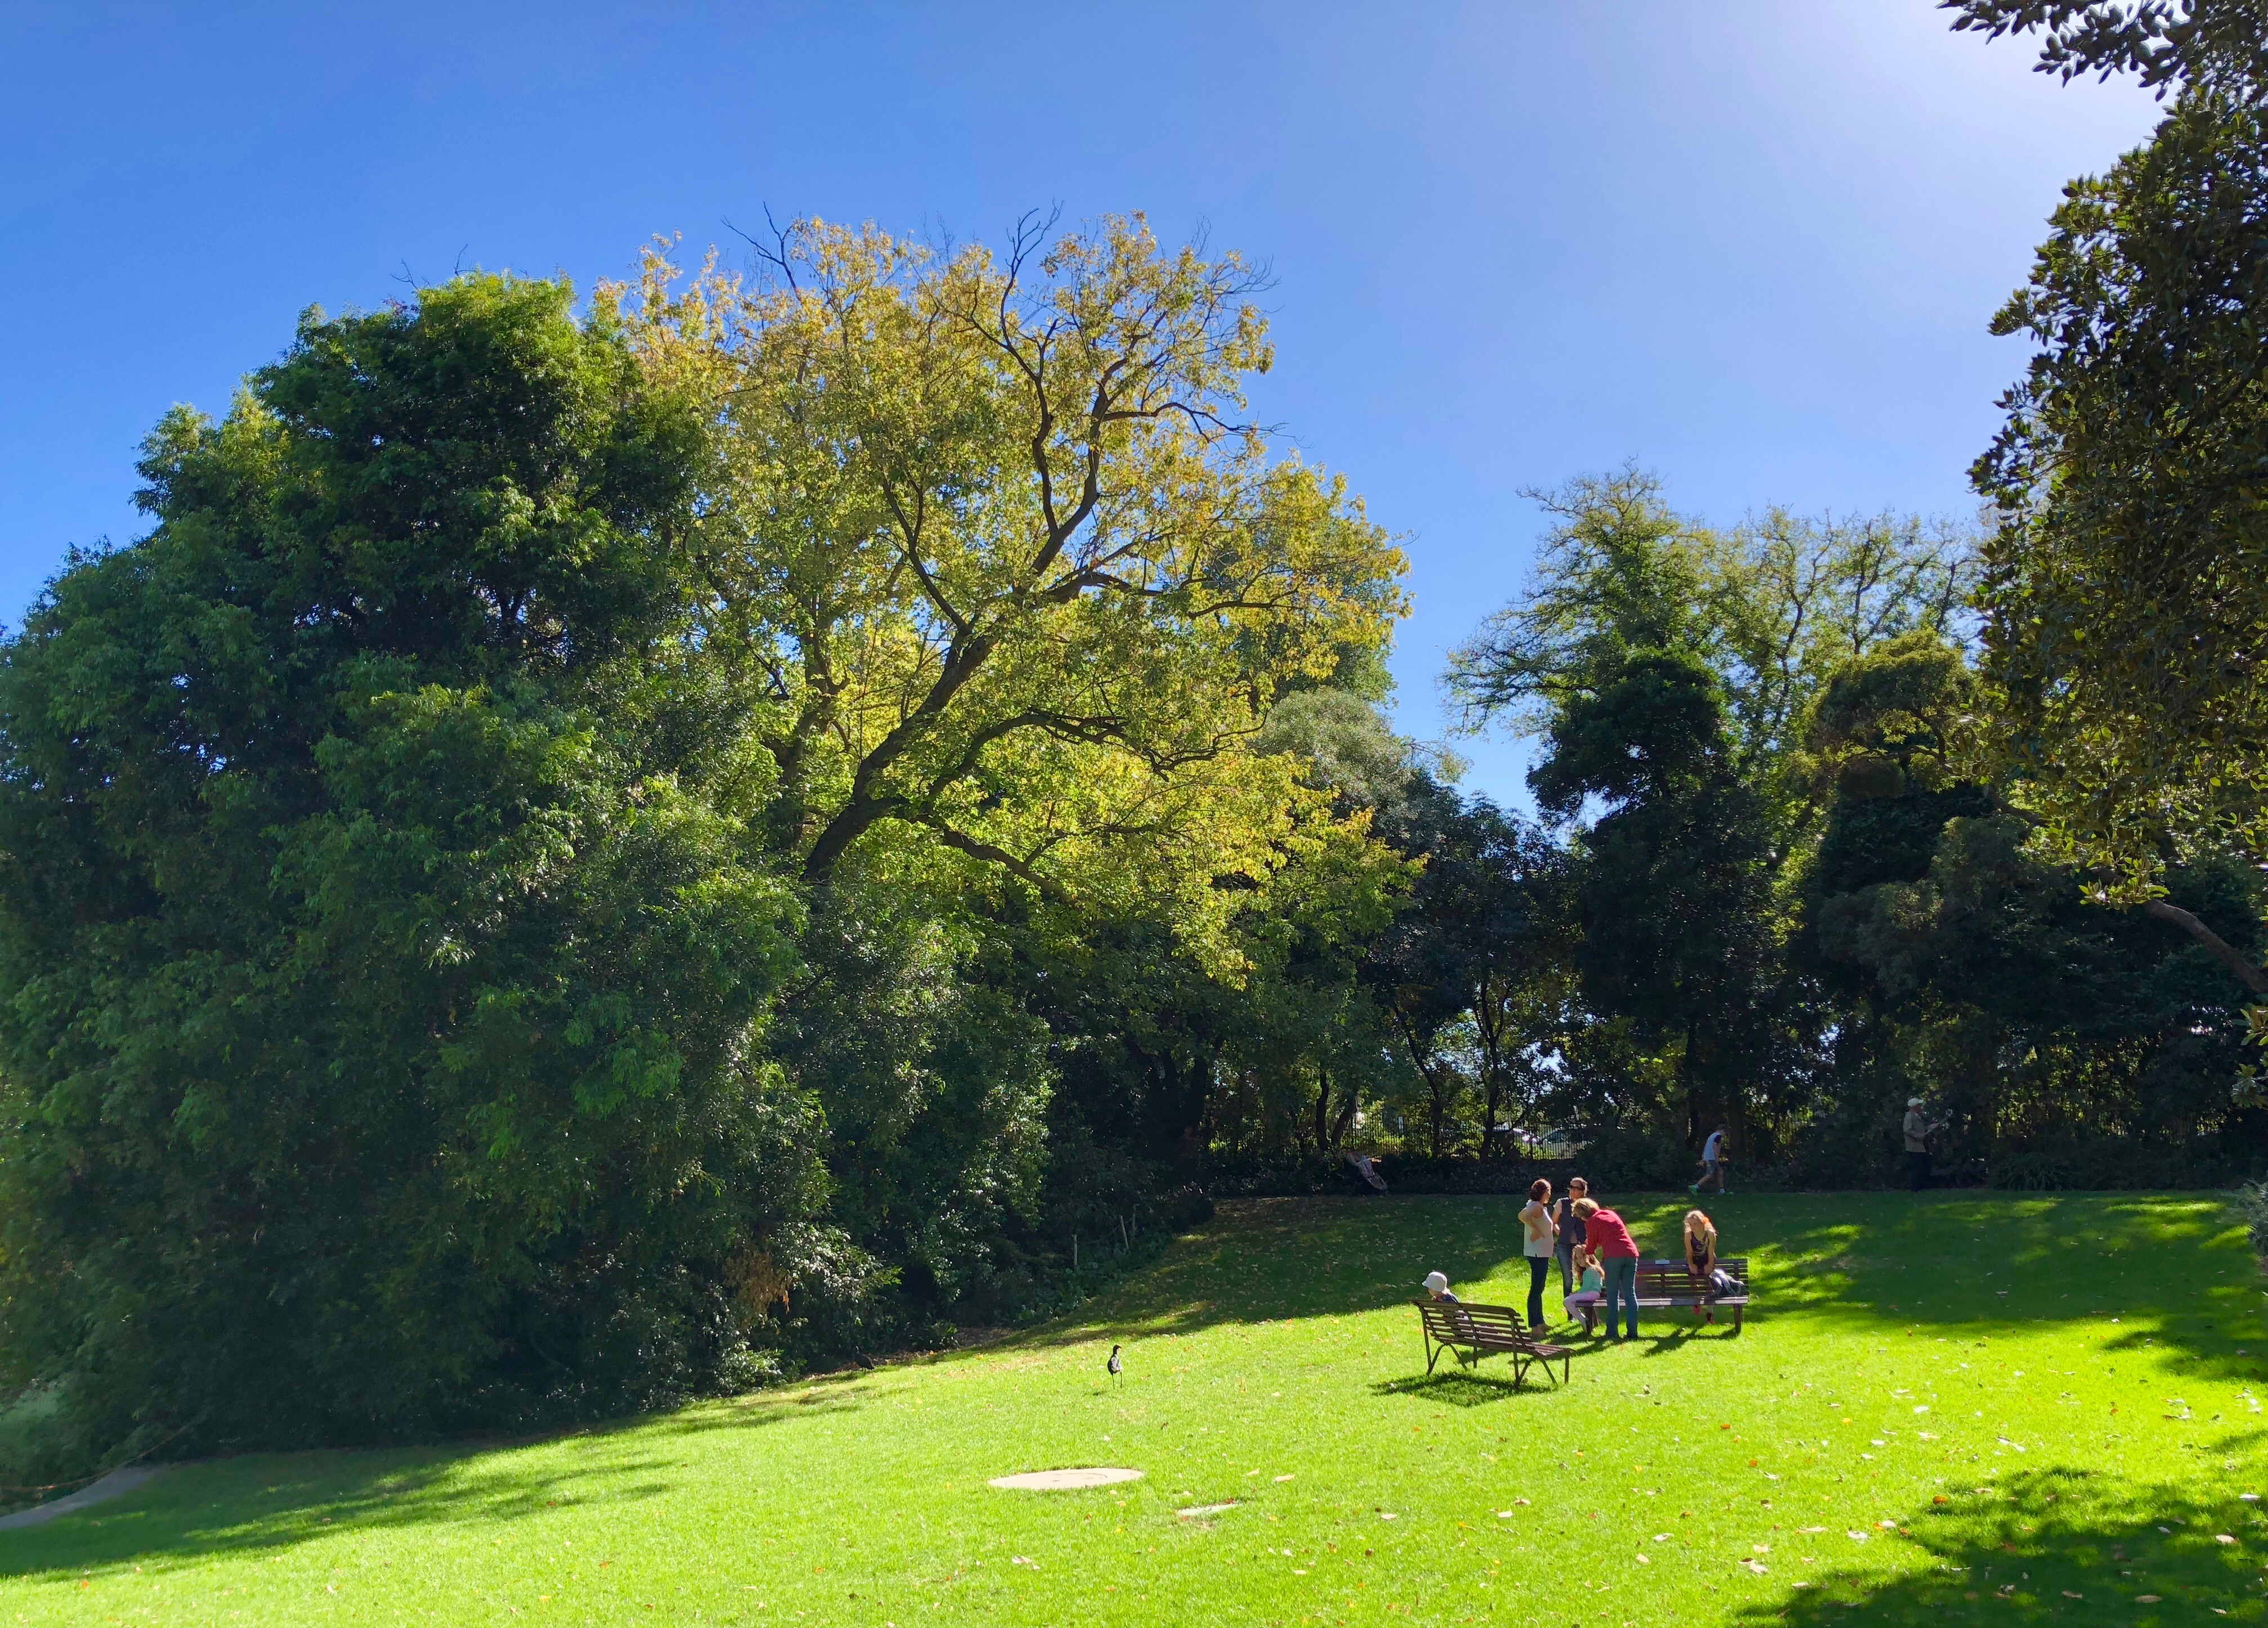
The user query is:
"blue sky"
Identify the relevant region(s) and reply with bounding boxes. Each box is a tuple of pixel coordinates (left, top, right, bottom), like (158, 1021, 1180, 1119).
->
(0, 3, 2159, 805)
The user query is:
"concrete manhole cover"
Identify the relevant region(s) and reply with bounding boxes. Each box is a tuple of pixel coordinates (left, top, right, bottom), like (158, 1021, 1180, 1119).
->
(988, 1468, 1145, 1491)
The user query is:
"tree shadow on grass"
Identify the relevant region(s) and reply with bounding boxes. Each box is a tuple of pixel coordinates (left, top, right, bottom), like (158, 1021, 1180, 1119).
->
(1732, 1450, 2268, 1627)
(0, 1386, 874, 1581)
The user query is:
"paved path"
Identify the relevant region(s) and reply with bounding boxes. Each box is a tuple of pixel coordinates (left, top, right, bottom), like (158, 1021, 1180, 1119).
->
(0, 1466, 166, 1531)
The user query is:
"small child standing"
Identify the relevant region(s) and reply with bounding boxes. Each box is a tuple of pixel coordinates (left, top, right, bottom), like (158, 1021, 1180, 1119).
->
(1562, 1246, 1605, 1334)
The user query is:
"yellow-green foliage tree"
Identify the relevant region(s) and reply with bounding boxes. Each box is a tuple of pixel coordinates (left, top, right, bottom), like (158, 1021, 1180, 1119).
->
(620, 214, 1409, 971)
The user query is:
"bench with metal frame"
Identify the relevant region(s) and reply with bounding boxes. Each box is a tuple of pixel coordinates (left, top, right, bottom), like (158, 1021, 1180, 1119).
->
(1413, 1300, 1573, 1386)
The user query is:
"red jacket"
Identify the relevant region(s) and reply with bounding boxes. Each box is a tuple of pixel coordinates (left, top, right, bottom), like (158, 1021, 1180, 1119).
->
(1583, 1208, 1640, 1259)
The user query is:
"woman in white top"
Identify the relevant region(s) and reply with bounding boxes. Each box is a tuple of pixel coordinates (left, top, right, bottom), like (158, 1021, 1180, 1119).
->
(1519, 1178, 1558, 1330)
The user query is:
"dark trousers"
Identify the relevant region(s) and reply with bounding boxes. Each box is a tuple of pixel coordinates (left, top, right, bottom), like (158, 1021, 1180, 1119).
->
(1906, 1149, 1931, 1192)
(1555, 1242, 1576, 1296)
(1600, 1255, 1640, 1338)
(1527, 1256, 1551, 1328)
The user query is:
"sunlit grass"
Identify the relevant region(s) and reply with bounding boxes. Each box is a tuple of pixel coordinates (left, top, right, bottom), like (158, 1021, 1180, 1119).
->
(3, 1192, 2264, 1625)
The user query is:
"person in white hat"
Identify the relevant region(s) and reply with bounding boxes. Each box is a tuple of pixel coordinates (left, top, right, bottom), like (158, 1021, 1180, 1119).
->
(1902, 1097, 1942, 1192)
(1421, 1270, 1460, 1305)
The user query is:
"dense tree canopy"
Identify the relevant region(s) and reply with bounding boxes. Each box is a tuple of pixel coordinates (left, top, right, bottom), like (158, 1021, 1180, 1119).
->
(1950, 0, 2268, 1093)
(0, 277, 825, 1453)
(0, 222, 1419, 1468)
(6, 138, 2268, 1483)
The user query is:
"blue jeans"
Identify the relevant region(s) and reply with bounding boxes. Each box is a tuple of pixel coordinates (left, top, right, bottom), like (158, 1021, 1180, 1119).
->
(1600, 1255, 1640, 1338)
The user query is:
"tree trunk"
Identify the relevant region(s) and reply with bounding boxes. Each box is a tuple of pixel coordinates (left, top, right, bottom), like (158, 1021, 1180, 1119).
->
(1477, 1072, 1503, 1160)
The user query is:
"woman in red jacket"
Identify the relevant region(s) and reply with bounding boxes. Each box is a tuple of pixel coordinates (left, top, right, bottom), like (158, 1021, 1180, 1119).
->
(1571, 1197, 1642, 1341)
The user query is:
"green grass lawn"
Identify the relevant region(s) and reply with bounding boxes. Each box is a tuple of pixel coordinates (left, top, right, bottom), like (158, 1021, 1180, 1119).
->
(5, 1191, 2265, 1626)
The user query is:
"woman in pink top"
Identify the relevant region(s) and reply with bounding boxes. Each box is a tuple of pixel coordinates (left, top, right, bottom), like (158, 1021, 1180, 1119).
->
(1570, 1197, 1641, 1340)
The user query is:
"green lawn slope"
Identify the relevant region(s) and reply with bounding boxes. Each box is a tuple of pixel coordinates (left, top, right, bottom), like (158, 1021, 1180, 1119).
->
(4, 1192, 2264, 1625)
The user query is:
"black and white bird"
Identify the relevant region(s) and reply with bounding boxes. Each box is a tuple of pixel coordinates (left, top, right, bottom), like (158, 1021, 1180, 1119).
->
(1106, 1343, 1124, 1384)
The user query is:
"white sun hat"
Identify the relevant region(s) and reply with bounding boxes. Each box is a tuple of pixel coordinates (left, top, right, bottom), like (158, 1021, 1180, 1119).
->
(1423, 1271, 1449, 1294)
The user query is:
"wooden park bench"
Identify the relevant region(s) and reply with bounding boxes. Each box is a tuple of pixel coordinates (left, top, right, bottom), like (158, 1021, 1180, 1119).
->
(1564, 1257, 1753, 1334)
(1641, 1256, 1751, 1329)
(1412, 1300, 1572, 1387)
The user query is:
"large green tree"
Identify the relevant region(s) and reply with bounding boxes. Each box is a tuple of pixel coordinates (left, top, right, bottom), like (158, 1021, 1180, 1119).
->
(1799, 632, 2265, 1184)
(1952, 0, 2268, 1017)
(1447, 473, 1975, 1160)
(0, 276, 821, 1454)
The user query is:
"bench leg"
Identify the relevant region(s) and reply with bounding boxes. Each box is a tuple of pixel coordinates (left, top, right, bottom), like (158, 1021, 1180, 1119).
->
(1424, 1334, 1439, 1376)
(1731, 1305, 1744, 1332)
